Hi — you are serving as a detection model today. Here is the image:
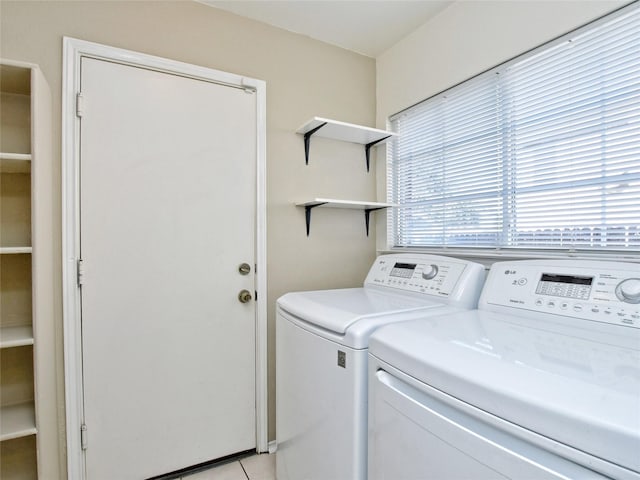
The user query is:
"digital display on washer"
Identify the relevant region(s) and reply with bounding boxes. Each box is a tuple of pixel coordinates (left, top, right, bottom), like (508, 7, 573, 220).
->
(540, 274, 593, 285)
(390, 263, 416, 279)
(536, 273, 594, 299)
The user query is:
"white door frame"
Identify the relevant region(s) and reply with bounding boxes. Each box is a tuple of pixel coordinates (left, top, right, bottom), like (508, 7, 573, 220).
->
(61, 37, 268, 479)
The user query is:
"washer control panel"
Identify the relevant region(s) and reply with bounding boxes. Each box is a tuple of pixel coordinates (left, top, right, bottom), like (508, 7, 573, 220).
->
(535, 273, 593, 300)
(481, 260, 640, 328)
(365, 254, 482, 299)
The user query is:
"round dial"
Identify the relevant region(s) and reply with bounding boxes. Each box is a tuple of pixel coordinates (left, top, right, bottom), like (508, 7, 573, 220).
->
(422, 264, 439, 280)
(615, 278, 640, 304)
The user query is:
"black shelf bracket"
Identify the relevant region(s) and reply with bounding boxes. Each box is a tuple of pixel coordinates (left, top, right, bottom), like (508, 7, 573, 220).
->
(364, 207, 386, 236)
(364, 135, 392, 172)
(304, 202, 328, 236)
(303, 122, 328, 165)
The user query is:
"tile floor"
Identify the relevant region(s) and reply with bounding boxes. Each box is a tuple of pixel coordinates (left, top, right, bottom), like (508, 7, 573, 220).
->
(182, 453, 275, 480)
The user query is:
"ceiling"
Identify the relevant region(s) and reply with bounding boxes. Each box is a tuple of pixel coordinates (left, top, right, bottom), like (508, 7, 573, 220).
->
(200, 1, 452, 58)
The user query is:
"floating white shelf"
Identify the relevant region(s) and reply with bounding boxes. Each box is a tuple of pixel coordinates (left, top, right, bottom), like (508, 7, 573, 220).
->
(296, 198, 396, 209)
(1, 326, 34, 349)
(0, 402, 37, 441)
(296, 198, 397, 236)
(0, 153, 32, 173)
(296, 117, 398, 171)
(0, 247, 32, 255)
(296, 117, 397, 145)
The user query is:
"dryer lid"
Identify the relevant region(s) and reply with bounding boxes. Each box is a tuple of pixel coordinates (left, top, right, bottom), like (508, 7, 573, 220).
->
(369, 310, 640, 473)
(277, 287, 443, 335)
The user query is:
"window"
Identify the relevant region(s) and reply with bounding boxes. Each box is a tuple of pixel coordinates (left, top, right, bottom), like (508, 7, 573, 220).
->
(388, 3, 640, 254)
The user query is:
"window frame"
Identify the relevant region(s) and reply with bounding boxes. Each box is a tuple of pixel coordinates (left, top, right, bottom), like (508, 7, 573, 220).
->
(385, 1, 640, 262)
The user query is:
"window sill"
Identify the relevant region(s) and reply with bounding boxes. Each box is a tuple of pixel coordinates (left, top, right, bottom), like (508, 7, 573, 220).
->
(379, 246, 640, 268)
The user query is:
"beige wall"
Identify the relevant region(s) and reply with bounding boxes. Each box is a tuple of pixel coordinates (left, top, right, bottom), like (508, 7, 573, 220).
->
(0, 1, 376, 476)
(374, 0, 628, 250)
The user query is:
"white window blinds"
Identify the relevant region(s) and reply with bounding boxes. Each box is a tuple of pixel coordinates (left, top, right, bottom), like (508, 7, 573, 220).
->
(388, 3, 640, 253)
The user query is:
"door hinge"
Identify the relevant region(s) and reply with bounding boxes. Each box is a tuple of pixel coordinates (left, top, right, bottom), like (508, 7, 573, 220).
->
(241, 78, 257, 94)
(80, 423, 88, 450)
(77, 259, 85, 287)
(76, 92, 84, 118)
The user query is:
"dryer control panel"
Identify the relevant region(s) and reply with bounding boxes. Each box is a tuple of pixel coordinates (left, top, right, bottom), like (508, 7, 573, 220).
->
(364, 254, 485, 308)
(481, 260, 640, 328)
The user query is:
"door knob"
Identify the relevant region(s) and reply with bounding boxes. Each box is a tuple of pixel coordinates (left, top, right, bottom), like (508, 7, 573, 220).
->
(238, 289, 253, 303)
(238, 263, 251, 275)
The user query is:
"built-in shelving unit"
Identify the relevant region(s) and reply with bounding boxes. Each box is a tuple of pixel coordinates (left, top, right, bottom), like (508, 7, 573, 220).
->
(1, 59, 55, 480)
(296, 117, 398, 171)
(1, 59, 37, 480)
(296, 198, 396, 236)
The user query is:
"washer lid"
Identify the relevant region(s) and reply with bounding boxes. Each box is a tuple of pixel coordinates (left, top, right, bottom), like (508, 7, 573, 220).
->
(369, 310, 640, 473)
(277, 287, 443, 335)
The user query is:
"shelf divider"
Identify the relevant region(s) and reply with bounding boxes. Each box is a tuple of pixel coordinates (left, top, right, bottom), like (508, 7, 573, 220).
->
(0, 153, 32, 174)
(0, 326, 34, 349)
(0, 402, 37, 441)
(0, 247, 32, 255)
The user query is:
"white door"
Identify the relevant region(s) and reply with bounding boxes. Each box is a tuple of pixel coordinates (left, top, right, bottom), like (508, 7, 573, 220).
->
(79, 57, 257, 479)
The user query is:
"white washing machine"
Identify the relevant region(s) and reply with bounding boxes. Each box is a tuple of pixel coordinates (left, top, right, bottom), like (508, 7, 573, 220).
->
(275, 254, 486, 480)
(368, 260, 640, 480)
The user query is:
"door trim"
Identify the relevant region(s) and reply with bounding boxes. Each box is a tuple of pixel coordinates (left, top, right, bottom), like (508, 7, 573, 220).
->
(61, 37, 268, 480)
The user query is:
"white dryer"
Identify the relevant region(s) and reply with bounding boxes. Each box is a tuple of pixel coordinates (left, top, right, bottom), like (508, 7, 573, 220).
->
(368, 260, 640, 480)
(275, 254, 486, 480)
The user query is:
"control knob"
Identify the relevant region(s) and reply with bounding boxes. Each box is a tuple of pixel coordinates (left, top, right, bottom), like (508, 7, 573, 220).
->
(615, 278, 640, 304)
(422, 264, 439, 280)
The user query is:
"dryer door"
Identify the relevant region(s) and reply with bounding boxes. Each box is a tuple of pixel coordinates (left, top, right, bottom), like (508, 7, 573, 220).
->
(369, 368, 611, 480)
